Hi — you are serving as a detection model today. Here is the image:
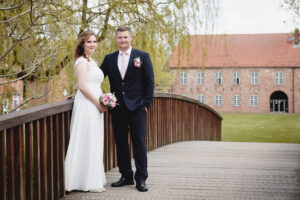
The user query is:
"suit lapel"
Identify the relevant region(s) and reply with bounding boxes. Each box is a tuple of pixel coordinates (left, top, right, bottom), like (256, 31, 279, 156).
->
(112, 51, 122, 79)
(124, 49, 136, 80)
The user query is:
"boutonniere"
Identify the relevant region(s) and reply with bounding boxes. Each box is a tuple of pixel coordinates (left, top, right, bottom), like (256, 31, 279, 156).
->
(134, 57, 142, 68)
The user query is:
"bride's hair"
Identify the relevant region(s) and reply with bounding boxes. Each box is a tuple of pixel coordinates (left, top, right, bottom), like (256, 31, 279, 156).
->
(74, 31, 97, 61)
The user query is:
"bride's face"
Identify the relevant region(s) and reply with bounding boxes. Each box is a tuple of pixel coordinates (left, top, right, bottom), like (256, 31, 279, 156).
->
(84, 35, 97, 56)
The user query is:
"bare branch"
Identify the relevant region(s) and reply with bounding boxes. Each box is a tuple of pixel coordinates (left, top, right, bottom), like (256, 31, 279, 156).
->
(30, 0, 34, 25)
(0, 8, 32, 23)
(0, 1, 26, 11)
(10, 90, 49, 113)
(0, 44, 61, 85)
(98, 7, 112, 41)
(0, 23, 33, 61)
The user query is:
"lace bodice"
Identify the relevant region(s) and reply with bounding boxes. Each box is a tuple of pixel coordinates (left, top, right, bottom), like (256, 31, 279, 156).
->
(74, 56, 103, 98)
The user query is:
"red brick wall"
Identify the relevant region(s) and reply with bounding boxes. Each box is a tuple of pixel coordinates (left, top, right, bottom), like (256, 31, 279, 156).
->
(171, 67, 300, 114)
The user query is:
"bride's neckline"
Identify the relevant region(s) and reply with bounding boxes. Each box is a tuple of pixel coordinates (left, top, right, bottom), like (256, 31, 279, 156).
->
(79, 56, 94, 62)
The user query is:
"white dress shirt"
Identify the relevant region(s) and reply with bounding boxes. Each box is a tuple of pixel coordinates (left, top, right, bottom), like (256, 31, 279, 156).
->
(118, 46, 132, 76)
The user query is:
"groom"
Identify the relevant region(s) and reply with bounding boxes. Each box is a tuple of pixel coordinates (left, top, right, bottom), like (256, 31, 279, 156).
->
(100, 26, 154, 192)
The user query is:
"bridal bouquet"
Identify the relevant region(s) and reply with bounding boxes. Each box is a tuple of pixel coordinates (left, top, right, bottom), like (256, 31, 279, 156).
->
(99, 93, 117, 108)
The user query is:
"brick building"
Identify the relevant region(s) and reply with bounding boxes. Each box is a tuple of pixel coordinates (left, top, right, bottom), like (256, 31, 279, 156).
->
(0, 68, 70, 114)
(169, 32, 300, 113)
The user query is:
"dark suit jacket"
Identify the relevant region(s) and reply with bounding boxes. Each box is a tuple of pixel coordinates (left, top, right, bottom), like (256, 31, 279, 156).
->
(100, 48, 154, 111)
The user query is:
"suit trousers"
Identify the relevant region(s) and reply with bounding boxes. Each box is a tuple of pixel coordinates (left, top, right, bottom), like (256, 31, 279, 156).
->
(111, 102, 148, 182)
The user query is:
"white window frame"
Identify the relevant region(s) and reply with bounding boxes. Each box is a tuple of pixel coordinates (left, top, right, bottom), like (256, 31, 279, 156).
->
(197, 72, 205, 84)
(233, 95, 241, 106)
(197, 95, 205, 103)
(180, 72, 187, 85)
(250, 95, 258, 107)
(2, 98, 9, 114)
(215, 95, 223, 106)
(275, 71, 283, 85)
(13, 94, 20, 111)
(233, 72, 240, 85)
(215, 72, 222, 85)
(251, 72, 259, 85)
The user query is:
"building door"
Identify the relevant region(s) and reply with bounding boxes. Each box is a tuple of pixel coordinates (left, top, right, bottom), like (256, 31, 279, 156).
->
(270, 91, 288, 113)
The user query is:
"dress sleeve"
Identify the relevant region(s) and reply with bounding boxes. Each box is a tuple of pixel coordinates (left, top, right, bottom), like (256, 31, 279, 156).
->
(100, 55, 108, 77)
(74, 57, 88, 71)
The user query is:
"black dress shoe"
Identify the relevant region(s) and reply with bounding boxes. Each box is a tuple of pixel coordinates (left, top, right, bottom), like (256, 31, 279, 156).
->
(111, 177, 134, 187)
(136, 180, 148, 192)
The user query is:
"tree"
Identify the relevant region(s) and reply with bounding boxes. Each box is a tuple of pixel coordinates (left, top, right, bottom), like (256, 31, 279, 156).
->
(282, 0, 300, 25)
(0, 0, 218, 113)
(0, 1, 77, 112)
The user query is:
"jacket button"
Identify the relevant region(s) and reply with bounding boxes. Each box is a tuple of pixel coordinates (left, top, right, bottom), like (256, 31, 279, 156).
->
(123, 92, 125, 95)
(122, 82, 124, 85)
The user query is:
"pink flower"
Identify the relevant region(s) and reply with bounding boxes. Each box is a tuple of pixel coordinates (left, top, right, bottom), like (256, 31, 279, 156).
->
(103, 99, 109, 105)
(133, 57, 141, 68)
(99, 92, 118, 108)
(105, 95, 110, 101)
(111, 102, 116, 107)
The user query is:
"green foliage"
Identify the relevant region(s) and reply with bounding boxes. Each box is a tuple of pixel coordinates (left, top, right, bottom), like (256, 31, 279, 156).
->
(221, 113, 300, 143)
(0, 0, 218, 110)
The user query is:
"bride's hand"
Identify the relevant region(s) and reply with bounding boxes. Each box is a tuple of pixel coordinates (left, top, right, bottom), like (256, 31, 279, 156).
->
(96, 102, 106, 113)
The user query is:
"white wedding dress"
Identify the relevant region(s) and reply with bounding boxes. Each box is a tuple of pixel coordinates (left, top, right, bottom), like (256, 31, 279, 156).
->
(65, 56, 106, 191)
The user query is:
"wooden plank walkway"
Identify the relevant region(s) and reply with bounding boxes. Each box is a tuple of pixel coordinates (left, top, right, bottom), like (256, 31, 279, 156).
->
(61, 141, 300, 200)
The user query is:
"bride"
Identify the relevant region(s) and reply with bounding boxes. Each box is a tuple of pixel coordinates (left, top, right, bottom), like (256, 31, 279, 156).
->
(65, 31, 106, 193)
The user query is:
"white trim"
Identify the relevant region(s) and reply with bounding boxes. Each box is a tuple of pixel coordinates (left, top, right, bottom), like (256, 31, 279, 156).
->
(233, 72, 240, 85)
(274, 71, 283, 85)
(250, 95, 258, 107)
(215, 95, 223, 106)
(215, 72, 222, 85)
(233, 95, 241, 106)
(251, 72, 258, 85)
(197, 95, 205, 103)
(197, 72, 205, 84)
(180, 72, 187, 85)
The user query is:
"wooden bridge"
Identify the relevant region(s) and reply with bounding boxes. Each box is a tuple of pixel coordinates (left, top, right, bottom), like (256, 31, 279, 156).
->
(62, 141, 300, 200)
(1, 92, 299, 200)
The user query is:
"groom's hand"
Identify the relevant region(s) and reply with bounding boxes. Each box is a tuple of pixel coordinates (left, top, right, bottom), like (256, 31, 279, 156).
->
(66, 94, 76, 100)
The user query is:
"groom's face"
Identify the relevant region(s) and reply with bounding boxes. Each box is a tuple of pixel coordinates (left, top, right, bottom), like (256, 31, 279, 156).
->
(115, 31, 132, 51)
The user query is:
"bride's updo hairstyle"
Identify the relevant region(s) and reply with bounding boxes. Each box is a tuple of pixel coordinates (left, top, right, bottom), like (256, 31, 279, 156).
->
(74, 30, 97, 61)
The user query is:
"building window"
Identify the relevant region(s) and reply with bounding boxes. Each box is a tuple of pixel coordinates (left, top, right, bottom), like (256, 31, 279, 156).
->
(215, 72, 222, 85)
(180, 72, 187, 85)
(251, 72, 259, 85)
(250, 95, 258, 107)
(2, 98, 9, 114)
(197, 72, 205, 84)
(13, 94, 20, 111)
(197, 95, 205, 103)
(233, 72, 240, 85)
(215, 95, 223, 106)
(233, 95, 241, 106)
(274, 71, 283, 85)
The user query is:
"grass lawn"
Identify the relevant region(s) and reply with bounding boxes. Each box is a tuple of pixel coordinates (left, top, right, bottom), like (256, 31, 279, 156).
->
(221, 113, 300, 143)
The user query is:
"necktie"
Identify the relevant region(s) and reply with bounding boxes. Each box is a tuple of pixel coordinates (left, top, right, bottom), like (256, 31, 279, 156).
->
(121, 52, 127, 79)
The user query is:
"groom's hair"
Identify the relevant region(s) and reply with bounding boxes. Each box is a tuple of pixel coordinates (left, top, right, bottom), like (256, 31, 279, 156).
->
(116, 26, 131, 35)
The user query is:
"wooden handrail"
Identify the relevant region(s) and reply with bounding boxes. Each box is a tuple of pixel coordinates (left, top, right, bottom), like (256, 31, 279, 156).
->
(0, 92, 222, 200)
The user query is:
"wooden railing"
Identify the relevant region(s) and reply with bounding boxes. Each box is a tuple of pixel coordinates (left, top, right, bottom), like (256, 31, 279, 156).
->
(0, 92, 222, 200)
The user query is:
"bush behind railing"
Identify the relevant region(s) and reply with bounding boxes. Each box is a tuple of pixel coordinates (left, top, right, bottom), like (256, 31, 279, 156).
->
(0, 92, 222, 200)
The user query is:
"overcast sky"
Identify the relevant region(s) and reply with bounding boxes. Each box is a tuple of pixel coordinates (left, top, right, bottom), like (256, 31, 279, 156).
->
(211, 0, 298, 34)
